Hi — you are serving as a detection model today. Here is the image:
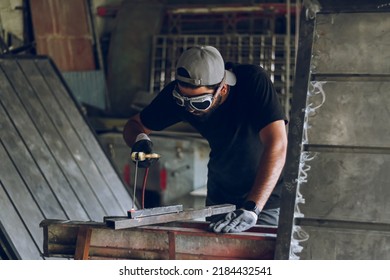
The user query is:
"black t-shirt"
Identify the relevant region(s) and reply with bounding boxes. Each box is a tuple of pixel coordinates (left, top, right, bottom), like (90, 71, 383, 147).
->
(140, 64, 287, 209)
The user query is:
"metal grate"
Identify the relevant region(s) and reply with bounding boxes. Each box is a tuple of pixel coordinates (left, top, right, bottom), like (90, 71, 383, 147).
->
(150, 34, 295, 114)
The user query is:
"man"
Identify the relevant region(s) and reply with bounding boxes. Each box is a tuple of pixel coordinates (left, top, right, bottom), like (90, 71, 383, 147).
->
(123, 45, 287, 233)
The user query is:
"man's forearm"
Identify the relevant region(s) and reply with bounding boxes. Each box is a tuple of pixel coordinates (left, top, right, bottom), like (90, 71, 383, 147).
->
(246, 120, 288, 210)
(123, 114, 151, 147)
(246, 145, 286, 210)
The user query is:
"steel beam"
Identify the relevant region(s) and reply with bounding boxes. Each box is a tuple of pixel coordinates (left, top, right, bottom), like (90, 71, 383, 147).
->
(127, 205, 183, 219)
(105, 204, 235, 230)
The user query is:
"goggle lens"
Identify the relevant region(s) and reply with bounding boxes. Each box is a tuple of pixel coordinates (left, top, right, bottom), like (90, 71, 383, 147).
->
(172, 88, 214, 111)
(190, 100, 212, 110)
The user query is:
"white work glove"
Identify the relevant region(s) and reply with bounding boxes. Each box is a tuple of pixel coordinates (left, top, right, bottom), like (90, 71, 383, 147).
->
(209, 209, 258, 233)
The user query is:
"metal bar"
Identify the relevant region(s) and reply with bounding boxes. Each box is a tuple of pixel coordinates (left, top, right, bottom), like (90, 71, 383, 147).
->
(311, 73, 390, 81)
(105, 204, 235, 230)
(285, 0, 291, 119)
(314, 1, 390, 13)
(162, 221, 278, 235)
(128, 205, 183, 218)
(274, 10, 316, 260)
(304, 144, 390, 155)
(149, 36, 157, 93)
(296, 218, 390, 232)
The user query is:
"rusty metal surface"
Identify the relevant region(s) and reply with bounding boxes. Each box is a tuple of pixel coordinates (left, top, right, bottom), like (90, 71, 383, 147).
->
(41, 219, 277, 260)
(106, 204, 235, 230)
(30, 0, 96, 71)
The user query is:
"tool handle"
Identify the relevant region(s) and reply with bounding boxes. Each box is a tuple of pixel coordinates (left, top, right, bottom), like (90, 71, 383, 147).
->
(131, 152, 161, 161)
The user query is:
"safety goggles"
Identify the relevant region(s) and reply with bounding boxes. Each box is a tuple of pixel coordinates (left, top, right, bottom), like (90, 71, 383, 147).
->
(172, 76, 225, 112)
(172, 89, 215, 111)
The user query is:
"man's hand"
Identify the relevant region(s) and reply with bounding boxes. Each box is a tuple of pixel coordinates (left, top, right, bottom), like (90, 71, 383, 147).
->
(131, 133, 154, 168)
(209, 209, 258, 233)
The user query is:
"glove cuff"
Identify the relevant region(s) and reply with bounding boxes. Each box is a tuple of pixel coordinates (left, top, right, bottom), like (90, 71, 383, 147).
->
(135, 133, 150, 142)
(242, 200, 260, 215)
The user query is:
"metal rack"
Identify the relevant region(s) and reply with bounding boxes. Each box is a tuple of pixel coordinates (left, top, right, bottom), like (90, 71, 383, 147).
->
(150, 34, 295, 115)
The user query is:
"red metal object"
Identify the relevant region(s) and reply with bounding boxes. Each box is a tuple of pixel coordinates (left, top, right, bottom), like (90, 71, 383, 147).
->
(96, 5, 119, 17)
(159, 167, 167, 191)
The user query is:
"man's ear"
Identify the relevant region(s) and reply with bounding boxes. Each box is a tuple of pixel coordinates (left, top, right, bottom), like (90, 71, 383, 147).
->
(220, 84, 229, 96)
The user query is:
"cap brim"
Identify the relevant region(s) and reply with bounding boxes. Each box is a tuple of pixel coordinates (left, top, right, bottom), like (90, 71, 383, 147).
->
(225, 70, 236, 86)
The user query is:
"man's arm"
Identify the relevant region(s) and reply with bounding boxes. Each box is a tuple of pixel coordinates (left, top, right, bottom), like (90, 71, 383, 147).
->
(246, 119, 288, 210)
(209, 119, 287, 233)
(123, 113, 152, 147)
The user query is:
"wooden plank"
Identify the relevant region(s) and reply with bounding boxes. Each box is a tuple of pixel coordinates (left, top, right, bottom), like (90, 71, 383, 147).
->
(17, 59, 124, 215)
(35, 59, 133, 213)
(105, 204, 236, 230)
(74, 226, 92, 260)
(87, 247, 168, 260)
(0, 59, 106, 221)
(168, 232, 176, 260)
(174, 234, 275, 260)
(34, 37, 96, 71)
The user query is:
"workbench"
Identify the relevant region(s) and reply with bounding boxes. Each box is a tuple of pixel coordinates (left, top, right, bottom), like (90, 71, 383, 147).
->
(40, 220, 277, 260)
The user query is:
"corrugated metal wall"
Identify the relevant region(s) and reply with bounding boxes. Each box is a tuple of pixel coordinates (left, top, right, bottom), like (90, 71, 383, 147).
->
(0, 56, 132, 259)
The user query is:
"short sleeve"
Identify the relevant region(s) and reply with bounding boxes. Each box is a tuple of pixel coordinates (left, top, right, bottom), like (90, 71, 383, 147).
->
(140, 82, 182, 131)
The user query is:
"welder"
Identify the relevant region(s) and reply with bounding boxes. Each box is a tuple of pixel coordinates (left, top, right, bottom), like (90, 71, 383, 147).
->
(123, 45, 288, 233)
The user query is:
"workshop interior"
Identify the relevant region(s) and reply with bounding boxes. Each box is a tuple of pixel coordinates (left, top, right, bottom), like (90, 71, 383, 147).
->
(0, 0, 389, 260)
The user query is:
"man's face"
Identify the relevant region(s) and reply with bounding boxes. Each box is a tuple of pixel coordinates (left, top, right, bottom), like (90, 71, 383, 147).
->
(173, 83, 225, 117)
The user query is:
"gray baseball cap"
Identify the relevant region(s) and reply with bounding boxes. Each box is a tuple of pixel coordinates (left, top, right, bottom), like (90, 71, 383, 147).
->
(175, 45, 236, 86)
